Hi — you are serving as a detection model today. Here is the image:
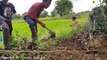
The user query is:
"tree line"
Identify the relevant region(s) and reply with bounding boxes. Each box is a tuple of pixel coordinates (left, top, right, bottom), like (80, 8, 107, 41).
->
(13, 0, 73, 19)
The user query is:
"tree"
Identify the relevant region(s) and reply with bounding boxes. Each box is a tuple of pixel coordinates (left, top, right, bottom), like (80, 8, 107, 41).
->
(51, 9, 57, 17)
(90, 0, 107, 34)
(40, 10, 48, 18)
(54, 0, 73, 16)
(13, 14, 22, 19)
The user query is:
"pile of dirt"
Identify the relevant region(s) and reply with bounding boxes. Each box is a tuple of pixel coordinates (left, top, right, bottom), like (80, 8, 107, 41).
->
(0, 33, 107, 60)
(48, 32, 107, 60)
(1, 31, 107, 60)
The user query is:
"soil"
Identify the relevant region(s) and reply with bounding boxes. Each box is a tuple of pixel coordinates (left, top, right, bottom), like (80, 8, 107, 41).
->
(48, 32, 107, 60)
(0, 32, 107, 60)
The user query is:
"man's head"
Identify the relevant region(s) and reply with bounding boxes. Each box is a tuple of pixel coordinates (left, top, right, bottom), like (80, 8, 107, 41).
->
(2, 0, 8, 3)
(43, 0, 51, 3)
(43, 0, 52, 8)
(72, 16, 77, 21)
(72, 16, 76, 20)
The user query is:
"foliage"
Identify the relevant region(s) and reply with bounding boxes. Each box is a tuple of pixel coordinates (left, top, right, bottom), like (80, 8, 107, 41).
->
(90, 0, 107, 35)
(40, 10, 48, 18)
(51, 9, 57, 17)
(54, 0, 73, 16)
(13, 14, 22, 19)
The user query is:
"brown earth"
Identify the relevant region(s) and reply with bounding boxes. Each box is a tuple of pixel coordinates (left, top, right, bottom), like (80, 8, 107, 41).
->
(48, 32, 107, 60)
(1, 32, 107, 60)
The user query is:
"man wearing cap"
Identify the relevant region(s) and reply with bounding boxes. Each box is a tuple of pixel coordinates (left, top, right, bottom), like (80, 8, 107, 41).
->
(24, 0, 52, 42)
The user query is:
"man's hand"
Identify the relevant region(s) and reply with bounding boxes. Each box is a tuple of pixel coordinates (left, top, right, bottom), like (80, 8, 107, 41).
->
(37, 19, 46, 27)
(40, 22, 46, 28)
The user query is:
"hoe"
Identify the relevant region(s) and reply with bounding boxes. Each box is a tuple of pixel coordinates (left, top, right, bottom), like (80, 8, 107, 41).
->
(44, 27, 56, 39)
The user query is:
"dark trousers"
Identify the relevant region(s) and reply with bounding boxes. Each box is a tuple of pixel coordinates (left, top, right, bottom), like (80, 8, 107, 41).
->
(5, 20, 13, 37)
(1, 20, 10, 49)
(24, 16, 38, 41)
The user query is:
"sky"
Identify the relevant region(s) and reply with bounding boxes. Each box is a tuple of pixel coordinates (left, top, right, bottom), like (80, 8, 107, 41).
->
(7, 0, 100, 15)
(72, 0, 100, 13)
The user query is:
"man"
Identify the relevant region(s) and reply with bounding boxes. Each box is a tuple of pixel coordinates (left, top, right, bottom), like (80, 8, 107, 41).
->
(0, 0, 7, 22)
(0, 0, 9, 49)
(0, 0, 16, 49)
(71, 16, 78, 26)
(24, 0, 52, 42)
(2, 0, 16, 37)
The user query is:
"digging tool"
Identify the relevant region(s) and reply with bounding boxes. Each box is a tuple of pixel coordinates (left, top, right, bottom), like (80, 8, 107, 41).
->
(44, 27, 56, 38)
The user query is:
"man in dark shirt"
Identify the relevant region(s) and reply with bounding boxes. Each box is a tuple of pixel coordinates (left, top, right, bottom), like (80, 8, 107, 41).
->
(0, 0, 16, 49)
(24, 0, 52, 41)
(2, 0, 16, 36)
(0, 0, 7, 24)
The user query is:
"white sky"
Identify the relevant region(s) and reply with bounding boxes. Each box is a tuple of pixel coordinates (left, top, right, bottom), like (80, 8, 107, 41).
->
(72, 0, 100, 13)
(7, 0, 100, 15)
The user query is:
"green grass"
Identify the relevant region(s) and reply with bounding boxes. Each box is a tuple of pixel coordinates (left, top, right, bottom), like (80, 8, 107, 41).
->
(0, 14, 89, 49)
(12, 19, 71, 39)
(12, 18, 88, 39)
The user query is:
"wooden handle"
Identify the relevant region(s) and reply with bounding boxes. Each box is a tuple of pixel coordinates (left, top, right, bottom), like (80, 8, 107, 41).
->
(45, 27, 52, 32)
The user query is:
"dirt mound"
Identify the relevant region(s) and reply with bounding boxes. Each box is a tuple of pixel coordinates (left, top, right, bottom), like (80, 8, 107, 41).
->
(58, 33, 107, 50)
(0, 33, 107, 60)
(49, 33, 107, 60)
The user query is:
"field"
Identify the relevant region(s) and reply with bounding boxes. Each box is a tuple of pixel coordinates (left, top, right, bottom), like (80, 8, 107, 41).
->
(15, 17, 87, 45)
(0, 14, 89, 49)
(13, 16, 88, 38)
(12, 19, 72, 39)
(1, 14, 107, 60)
